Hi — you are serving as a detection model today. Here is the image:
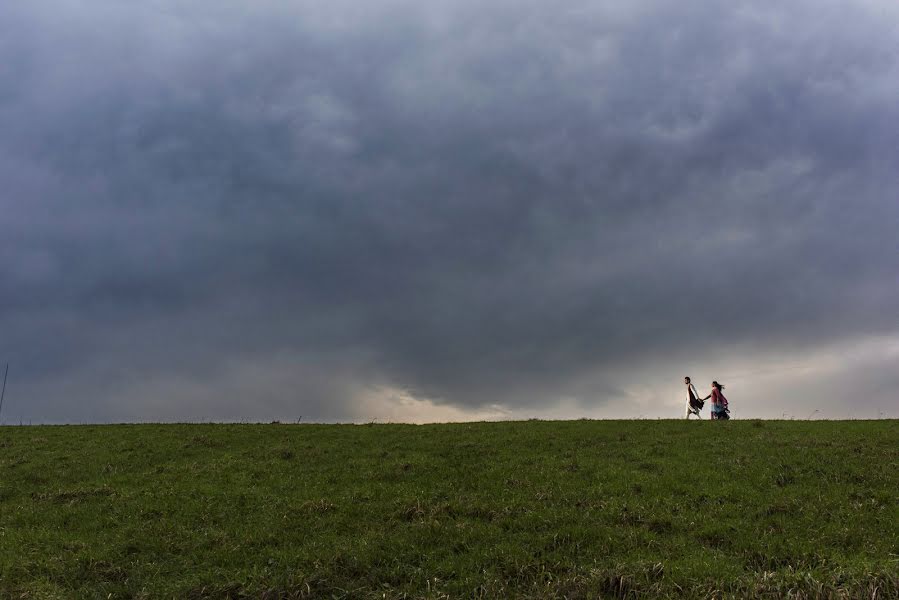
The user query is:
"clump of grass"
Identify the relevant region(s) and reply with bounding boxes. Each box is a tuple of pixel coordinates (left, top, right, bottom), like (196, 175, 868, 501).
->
(31, 486, 116, 504)
(774, 465, 797, 487)
(305, 499, 336, 513)
(647, 519, 674, 534)
(183, 435, 224, 448)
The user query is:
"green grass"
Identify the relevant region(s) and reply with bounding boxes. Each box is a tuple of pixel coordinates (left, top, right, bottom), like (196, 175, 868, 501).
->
(1, 420, 897, 599)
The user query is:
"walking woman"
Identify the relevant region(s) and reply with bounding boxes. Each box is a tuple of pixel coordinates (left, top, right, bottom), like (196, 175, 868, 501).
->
(705, 381, 730, 420)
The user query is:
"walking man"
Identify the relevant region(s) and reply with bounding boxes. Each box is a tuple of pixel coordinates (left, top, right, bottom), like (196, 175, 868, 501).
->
(684, 376, 703, 419)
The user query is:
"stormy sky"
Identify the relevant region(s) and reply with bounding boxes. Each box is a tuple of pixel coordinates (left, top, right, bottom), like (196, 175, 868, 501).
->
(1, 0, 897, 423)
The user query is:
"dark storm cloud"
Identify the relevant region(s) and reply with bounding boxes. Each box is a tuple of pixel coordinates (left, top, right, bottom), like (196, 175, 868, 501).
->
(1, 0, 897, 421)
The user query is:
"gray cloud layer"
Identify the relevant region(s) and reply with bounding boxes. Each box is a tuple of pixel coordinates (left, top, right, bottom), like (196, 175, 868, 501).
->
(1, 0, 897, 422)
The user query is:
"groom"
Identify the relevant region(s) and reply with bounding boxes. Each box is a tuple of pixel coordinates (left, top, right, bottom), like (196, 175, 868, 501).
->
(684, 376, 703, 419)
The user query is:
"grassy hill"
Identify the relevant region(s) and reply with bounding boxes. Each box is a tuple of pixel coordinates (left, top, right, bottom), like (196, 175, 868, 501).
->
(1, 420, 896, 599)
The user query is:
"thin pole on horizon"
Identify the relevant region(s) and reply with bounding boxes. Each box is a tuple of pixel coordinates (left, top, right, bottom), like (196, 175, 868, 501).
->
(0, 363, 8, 423)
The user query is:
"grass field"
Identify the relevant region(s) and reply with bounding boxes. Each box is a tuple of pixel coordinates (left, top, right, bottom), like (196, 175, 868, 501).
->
(0, 420, 897, 599)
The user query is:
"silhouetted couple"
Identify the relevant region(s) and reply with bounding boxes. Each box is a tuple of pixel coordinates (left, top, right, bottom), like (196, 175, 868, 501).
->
(684, 377, 729, 420)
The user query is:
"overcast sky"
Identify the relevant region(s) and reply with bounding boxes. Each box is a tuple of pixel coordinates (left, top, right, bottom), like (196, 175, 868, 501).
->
(1, 0, 897, 423)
